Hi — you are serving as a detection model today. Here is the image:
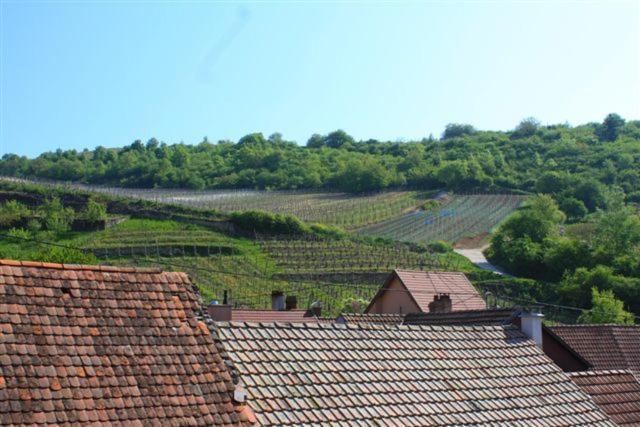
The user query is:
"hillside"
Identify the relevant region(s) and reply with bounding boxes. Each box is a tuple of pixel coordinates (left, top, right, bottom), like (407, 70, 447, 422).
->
(0, 182, 477, 316)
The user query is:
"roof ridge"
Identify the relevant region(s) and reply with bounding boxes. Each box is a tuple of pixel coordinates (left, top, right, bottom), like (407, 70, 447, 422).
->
(0, 258, 164, 274)
(550, 324, 639, 328)
(569, 369, 636, 377)
(220, 320, 515, 332)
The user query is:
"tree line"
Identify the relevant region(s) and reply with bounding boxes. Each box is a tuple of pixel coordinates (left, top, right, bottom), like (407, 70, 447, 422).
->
(1, 114, 638, 200)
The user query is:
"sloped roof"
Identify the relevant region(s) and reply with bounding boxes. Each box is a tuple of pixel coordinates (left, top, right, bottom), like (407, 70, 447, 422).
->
(337, 313, 404, 325)
(569, 370, 640, 426)
(232, 309, 318, 323)
(404, 308, 517, 326)
(548, 325, 640, 371)
(366, 269, 486, 313)
(0, 259, 244, 426)
(215, 321, 614, 426)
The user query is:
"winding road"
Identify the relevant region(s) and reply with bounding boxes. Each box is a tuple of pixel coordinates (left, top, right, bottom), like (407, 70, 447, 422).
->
(454, 247, 512, 276)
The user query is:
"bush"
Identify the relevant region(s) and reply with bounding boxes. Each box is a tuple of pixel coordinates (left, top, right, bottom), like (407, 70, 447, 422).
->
(230, 210, 310, 235)
(0, 200, 30, 228)
(427, 240, 451, 253)
(81, 198, 107, 221)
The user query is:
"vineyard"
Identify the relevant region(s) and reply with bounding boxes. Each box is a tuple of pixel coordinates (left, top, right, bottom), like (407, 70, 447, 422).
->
(0, 214, 479, 315)
(258, 236, 472, 276)
(358, 194, 526, 245)
(0, 177, 426, 230)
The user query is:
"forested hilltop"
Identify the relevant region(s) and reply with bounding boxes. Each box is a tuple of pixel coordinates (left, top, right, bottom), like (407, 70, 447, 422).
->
(2, 114, 639, 200)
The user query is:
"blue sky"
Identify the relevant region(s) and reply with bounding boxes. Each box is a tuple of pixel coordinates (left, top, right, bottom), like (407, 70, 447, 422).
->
(1, 1, 639, 158)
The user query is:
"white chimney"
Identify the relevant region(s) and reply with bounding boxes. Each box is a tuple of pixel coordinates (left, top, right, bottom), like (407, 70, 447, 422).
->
(520, 312, 544, 348)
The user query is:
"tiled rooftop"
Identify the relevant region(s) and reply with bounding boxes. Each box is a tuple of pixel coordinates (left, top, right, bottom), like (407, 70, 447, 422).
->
(337, 313, 404, 325)
(230, 309, 319, 323)
(215, 321, 614, 426)
(548, 325, 640, 371)
(404, 308, 517, 326)
(0, 259, 244, 426)
(569, 370, 640, 426)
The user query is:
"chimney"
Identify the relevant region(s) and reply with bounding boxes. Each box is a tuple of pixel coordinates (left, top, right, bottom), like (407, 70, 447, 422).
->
(271, 291, 285, 311)
(520, 312, 544, 348)
(207, 301, 232, 321)
(307, 301, 322, 318)
(428, 294, 452, 313)
(285, 295, 298, 311)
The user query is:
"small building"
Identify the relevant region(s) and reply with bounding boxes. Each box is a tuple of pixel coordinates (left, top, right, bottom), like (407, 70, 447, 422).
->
(365, 269, 486, 314)
(0, 259, 251, 426)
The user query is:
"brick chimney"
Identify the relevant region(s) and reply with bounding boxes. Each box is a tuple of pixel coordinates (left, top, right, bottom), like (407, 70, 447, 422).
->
(207, 302, 232, 321)
(428, 294, 452, 313)
(271, 291, 285, 311)
(520, 312, 544, 348)
(285, 295, 297, 311)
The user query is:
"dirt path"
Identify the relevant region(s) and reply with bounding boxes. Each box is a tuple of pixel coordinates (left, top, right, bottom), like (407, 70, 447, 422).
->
(454, 247, 512, 276)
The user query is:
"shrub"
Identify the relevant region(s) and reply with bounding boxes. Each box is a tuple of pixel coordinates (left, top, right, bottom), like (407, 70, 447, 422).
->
(81, 198, 108, 221)
(427, 240, 451, 253)
(230, 210, 310, 235)
(0, 200, 30, 228)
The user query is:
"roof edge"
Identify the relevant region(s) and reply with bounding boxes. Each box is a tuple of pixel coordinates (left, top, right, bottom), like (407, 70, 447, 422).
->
(0, 258, 164, 274)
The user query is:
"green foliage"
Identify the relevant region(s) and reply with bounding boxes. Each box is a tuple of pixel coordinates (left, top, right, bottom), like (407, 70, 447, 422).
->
(578, 287, 635, 325)
(512, 117, 540, 138)
(559, 197, 588, 223)
(427, 240, 452, 253)
(2, 114, 638, 198)
(597, 113, 625, 142)
(0, 200, 30, 227)
(38, 197, 75, 233)
(442, 123, 476, 139)
(80, 198, 108, 221)
(230, 210, 310, 235)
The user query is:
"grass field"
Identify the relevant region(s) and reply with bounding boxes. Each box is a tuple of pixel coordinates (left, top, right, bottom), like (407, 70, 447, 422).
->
(358, 194, 526, 245)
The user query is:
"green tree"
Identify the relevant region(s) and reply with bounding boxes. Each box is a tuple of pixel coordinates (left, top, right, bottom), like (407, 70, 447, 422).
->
(597, 113, 625, 142)
(324, 130, 354, 149)
(512, 117, 540, 138)
(559, 197, 588, 222)
(578, 287, 634, 325)
(442, 123, 476, 139)
(306, 134, 324, 148)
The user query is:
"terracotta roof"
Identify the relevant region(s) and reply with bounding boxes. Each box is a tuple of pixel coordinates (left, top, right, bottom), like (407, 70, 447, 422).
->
(404, 308, 517, 326)
(231, 309, 318, 323)
(0, 259, 245, 426)
(215, 322, 614, 426)
(548, 325, 640, 371)
(337, 313, 404, 325)
(366, 269, 486, 313)
(569, 370, 640, 426)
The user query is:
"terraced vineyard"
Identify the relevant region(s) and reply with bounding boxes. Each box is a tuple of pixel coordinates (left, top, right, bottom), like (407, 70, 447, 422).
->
(258, 237, 470, 275)
(359, 194, 526, 245)
(0, 177, 426, 230)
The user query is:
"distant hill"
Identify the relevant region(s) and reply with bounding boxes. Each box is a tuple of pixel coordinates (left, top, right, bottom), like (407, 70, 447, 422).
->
(2, 115, 639, 205)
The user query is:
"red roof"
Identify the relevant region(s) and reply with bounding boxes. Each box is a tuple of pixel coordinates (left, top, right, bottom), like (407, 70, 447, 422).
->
(0, 259, 245, 426)
(367, 269, 486, 313)
(231, 309, 318, 323)
(549, 325, 640, 371)
(570, 370, 640, 426)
